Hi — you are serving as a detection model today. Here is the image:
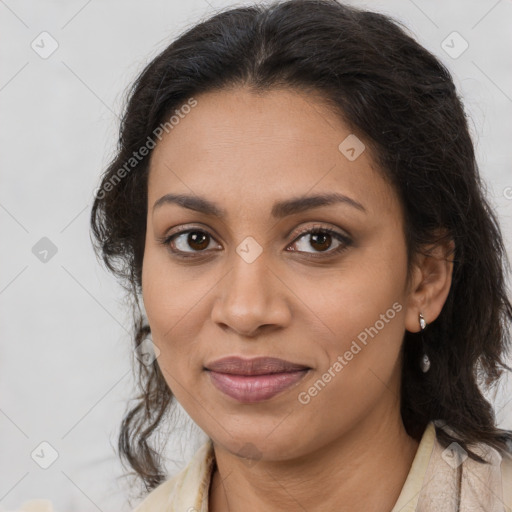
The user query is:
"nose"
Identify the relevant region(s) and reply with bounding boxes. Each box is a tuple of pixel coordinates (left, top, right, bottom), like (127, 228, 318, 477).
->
(210, 253, 292, 338)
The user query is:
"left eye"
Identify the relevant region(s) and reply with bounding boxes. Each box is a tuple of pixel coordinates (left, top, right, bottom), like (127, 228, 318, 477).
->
(288, 228, 350, 255)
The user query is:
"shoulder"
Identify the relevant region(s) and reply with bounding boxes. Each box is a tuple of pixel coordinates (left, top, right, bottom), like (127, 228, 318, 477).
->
(132, 476, 180, 512)
(426, 421, 512, 510)
(501, 448, 512, 511)
(133, 439, 215, 512)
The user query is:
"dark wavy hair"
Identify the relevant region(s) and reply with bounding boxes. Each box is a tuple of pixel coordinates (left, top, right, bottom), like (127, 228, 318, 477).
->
(90, 0, 512, 495)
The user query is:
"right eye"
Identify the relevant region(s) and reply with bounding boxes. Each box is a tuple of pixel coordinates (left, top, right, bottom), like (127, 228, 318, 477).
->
(161, 229, 221, 257)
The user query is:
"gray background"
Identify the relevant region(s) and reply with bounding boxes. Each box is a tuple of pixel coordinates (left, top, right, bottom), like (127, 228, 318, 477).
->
(1, 0, 511, 510)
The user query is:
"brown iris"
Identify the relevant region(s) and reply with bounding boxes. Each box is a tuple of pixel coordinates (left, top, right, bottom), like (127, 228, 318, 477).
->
(187, 231, 210, 251)
(309, 232, 332, 252)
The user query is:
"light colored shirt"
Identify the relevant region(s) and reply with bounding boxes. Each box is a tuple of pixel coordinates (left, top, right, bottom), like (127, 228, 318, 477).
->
(133, 420, 512, 512)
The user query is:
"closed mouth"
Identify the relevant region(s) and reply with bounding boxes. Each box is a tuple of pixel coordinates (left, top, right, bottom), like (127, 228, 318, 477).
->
(204, 356, 310, 376)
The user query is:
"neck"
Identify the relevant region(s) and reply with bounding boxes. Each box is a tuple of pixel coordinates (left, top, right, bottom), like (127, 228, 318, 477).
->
(209, 413, 420, 512)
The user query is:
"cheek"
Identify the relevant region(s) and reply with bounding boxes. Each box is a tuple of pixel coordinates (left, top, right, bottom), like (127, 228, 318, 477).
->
(297, 240, 407, 379)
(291, 273, 406, 431)
(304, 280, 405, 379)
(311, 242, 405, 333)
(142, 234, 205, 327)
(141, 254, 205, 405)
(141, 244, 198, 355)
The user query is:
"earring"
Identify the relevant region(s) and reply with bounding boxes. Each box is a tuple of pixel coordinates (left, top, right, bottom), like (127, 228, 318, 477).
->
(419, 312, 430, 373)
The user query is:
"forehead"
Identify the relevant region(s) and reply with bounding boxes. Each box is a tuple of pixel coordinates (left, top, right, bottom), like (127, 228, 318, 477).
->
(147, 87, 398, 219)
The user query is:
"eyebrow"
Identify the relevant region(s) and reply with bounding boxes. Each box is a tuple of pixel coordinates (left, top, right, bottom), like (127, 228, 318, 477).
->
(152, 192, 366, 218)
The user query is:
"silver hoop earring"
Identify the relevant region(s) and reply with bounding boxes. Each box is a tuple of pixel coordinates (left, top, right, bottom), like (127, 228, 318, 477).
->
(419, 312, 430, 373)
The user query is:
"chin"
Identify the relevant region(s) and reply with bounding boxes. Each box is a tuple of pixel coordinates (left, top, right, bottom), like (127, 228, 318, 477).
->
(208, 423, 312, 462)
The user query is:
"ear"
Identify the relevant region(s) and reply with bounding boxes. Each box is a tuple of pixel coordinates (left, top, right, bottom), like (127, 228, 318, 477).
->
(404, 233, 455, 333)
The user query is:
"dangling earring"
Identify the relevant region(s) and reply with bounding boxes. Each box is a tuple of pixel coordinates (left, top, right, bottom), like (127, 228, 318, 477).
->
(419, 312, 430, 373)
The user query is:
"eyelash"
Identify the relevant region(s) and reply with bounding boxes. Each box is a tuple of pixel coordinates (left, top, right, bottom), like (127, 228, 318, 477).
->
(159, 225, 352, 260)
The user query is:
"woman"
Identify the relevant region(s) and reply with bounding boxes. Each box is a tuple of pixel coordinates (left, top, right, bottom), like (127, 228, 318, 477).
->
(90, 0, 512, 510)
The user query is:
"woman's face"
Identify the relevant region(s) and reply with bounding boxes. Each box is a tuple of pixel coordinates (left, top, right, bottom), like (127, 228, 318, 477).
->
(142, 87, 416, 460)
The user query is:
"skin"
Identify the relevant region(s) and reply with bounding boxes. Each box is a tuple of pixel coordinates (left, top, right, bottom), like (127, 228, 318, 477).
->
(142, 86, 454, 512)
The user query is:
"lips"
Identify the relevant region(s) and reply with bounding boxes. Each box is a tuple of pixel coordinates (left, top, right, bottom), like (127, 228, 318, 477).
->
(204, 356, 310, 403)
(204, 356, 309, 375)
